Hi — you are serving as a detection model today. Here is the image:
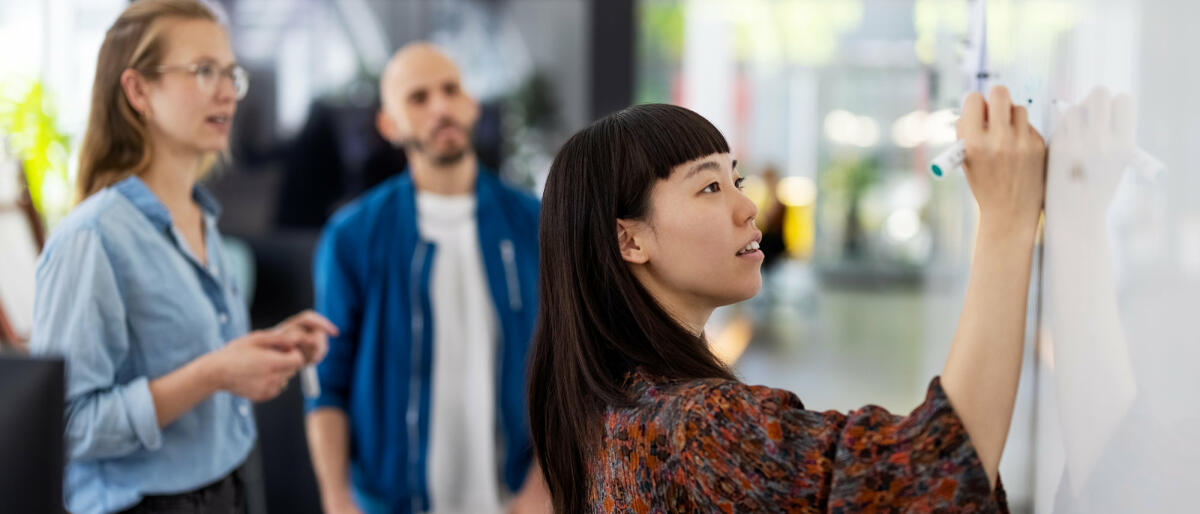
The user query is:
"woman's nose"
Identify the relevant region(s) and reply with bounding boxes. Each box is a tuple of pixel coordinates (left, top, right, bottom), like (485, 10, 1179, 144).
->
(735, 189, 758, 226)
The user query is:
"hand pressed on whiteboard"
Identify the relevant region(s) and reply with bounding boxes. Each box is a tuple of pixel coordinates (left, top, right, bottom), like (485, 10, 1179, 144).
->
(1046, 87, 1136, 226)
(1042, 86, 1138, 495)
(957, 85, 1048, 237)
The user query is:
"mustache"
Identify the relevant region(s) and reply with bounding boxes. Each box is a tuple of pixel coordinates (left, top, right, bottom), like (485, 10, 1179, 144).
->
(394, 117, 472, 154)
(431, 117, 465, 136)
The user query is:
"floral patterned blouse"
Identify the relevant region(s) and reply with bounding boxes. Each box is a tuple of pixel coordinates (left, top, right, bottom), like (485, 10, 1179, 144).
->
(588, 370, 1008, 513)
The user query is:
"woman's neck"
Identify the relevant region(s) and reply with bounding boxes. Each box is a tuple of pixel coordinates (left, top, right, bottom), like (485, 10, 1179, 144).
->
(667, 305, 710, 338)
(140, 139, 205, 218)
(632, 270, 712, 337)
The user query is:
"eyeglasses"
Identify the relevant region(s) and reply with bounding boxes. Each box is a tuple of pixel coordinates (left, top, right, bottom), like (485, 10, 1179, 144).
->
(155, 63, 249, 100)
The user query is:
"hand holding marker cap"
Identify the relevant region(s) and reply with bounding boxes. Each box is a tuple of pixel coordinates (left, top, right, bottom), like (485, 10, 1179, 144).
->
(930, 98, 1164, 180)
(301, 365, 320, 398)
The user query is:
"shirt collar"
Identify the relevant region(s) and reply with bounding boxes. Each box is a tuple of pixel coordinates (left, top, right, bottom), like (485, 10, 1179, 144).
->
(113, 175, 222, 231)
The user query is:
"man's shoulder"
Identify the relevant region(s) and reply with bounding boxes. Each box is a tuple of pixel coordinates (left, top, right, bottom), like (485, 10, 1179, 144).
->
(480, 172, 540, 222)
(325, 174, 412, 237)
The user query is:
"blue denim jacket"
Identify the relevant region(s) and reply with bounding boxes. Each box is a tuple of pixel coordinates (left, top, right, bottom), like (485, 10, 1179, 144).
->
(308, 170, 540, 513)
(30, 176, 256, 514)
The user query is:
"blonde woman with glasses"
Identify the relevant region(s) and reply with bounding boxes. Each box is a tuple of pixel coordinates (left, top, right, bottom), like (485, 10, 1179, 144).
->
(29, 1, 335, 512)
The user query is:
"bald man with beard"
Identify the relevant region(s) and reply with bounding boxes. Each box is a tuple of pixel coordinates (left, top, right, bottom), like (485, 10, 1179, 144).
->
(305, 43, 548, 514)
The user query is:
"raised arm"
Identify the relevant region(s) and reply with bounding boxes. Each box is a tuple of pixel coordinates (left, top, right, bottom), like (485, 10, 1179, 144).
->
(940, 85, 1047, 488)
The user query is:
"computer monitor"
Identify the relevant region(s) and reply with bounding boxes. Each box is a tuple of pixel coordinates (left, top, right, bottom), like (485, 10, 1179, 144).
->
(0, 354, 65, 513)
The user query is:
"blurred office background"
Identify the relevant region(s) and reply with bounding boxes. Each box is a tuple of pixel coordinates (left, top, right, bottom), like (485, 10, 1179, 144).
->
(0, 0, 1092, 511)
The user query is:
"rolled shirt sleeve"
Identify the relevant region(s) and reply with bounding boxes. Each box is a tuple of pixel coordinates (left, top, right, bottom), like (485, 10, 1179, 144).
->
(308, 220, 363, 412)
(31, 228, 163, 460)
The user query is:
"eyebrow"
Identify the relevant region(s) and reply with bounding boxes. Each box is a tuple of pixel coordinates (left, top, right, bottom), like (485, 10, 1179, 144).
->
(191, 55, 238, 67)
(685, 159, 738, 180)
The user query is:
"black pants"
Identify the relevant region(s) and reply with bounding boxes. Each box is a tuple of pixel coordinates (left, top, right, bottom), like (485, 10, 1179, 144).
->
(117, 467, 246, 514)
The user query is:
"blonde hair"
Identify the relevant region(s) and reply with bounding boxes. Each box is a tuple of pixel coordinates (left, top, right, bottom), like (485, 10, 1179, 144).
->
(76, 0, 221, 201)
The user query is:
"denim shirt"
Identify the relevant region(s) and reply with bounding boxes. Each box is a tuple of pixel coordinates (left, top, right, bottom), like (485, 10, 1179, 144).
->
(29, 176, 256, 514)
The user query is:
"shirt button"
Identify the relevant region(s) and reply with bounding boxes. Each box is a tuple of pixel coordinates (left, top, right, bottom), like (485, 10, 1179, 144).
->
(239, 404, 251, 417)
(218, 313, 229, 324)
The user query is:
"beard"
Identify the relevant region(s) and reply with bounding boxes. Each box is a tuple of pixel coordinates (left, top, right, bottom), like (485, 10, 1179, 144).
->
(405, 118, 472, 167)
(431, 148, 468, 166)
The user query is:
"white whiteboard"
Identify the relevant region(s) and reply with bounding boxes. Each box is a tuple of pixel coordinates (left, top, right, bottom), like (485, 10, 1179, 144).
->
(964, 0, 1200, 511)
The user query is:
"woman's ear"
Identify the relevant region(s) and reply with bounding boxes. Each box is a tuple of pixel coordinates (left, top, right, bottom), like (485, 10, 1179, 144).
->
(616, 219, 650, 264)
(120, 69, 151, 118)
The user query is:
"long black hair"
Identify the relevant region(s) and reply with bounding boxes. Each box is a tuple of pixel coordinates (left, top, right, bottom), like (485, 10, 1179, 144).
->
(527, 104, 739, 512)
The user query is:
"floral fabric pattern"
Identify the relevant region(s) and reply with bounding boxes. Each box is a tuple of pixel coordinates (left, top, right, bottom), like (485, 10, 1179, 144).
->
(588, 371, 1008, 513)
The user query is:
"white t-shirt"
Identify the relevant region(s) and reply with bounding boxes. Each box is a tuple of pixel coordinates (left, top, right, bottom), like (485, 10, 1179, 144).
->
(416, 192, 504, 514)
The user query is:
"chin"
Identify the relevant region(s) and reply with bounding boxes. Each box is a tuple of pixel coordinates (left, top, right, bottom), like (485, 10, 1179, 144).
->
(432, 148, 469, 166)
(196, 138, 230, 153)
(741, 276, 764, 300)
(738, 283, 762, 302)
(715, 281, 762, 307)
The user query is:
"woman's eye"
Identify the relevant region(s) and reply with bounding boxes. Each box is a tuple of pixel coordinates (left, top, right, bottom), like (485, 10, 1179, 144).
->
(702, 182, 720, 194)
(734, 177, 745, 190)
(195, 64, 216, 80)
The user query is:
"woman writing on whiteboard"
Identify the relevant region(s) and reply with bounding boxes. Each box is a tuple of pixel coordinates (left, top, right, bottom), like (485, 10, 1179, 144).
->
(29, 1, 334, 512)
(528, 86, 1044, 512)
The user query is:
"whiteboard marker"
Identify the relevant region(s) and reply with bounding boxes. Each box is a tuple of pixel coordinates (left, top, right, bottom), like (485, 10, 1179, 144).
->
(930, 98, 1031, 177)
(930, 140, 966, 177)
(301, 365, 320, 398)
(929, 100, 1164, 180)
